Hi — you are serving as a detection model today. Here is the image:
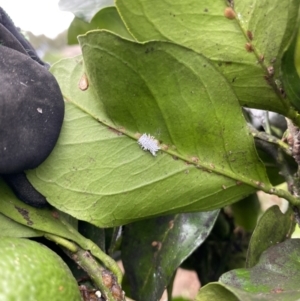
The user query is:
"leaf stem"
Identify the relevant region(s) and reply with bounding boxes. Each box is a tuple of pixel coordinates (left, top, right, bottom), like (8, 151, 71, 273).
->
(44, 233, 78, 252)
(267, 187, 300, 206)
(249, 125, 292, 156)
(287, 106, 300, 129)
(63, 247, 125, 301)
(87, 239, 123, 284)
(45, 233, 125, 301)
(59, 216, 123, 283)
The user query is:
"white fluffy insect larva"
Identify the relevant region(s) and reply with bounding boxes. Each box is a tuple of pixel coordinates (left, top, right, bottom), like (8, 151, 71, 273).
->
(138, 133, 160, 156)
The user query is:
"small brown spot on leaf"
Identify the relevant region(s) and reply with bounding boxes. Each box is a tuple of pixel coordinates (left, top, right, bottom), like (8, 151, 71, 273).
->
(51, 211, 59, 219)
(224, 7, 236, 19)
(78, 73, 89, 91)
(15, 206, 33, 226)
(151, 241, 162, 250)
(271, 288, 284, 293)
(259, 54, 264, 62)
(267, 66, 274, 77)
(279, 87, 286, 98)
(108, 127, 123, 136)
(246, 30, 253, 40)
(191, 157, 199, 163)
(245, 42, 254, 52)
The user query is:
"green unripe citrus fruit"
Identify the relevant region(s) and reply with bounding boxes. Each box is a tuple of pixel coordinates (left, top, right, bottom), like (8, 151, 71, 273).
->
(0, 237, 82, 301)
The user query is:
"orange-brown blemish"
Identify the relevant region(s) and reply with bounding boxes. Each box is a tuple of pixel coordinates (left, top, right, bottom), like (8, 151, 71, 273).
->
(224, 7, 236, 19)
(151, 241, 162, 250)
(246, 30, 253, 40)
(245, 42, 254, 52)
(108, 127, 123, 136)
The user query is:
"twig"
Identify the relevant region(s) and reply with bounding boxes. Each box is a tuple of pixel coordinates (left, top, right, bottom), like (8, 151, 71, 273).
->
(64, 248, 125, 301)
(45, 233, 125, 301)
(249, 125, 292, 156)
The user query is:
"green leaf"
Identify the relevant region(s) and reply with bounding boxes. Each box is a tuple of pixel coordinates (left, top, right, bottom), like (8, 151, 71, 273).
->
(0, 213, 42, 238)
(172, 298, 193, 301)
(195, 283, 239, 301)
(68, 7, 133, 45)
(116, 0, 299, 115)
(78, 32, 269, 186)
(246, 205, 295, 268)
(59, 0, 114, 22)
(282, 28, 300, 111)
(0, 178, 84, 243)
(218, 239, 300, 300)
(26, 32, 273, 227)
(121, 211, 219, 301)
(0, 179, 122, 279)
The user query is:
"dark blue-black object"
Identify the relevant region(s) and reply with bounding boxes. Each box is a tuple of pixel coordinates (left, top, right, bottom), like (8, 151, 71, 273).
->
(0, 7, 64, 207)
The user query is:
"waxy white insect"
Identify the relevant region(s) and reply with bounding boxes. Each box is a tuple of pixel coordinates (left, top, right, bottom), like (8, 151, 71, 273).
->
(138, 133, 160, 156)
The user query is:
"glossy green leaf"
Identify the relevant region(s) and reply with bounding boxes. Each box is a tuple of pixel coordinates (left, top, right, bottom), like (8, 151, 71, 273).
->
(0, 213, 42, 238)
(59, 0, 114, 22)
(246, 205, 295, 268)
(68, 7, 133, 45)
(218, 239, 300, 300)
(121, 211, 219, 301)
(116, 0, 299, 115)
(195, 283, 239, 301)
(26, 31, 274, 227)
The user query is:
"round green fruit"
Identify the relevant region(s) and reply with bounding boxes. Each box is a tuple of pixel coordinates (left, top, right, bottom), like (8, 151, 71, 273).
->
(0, 237, 82, 301)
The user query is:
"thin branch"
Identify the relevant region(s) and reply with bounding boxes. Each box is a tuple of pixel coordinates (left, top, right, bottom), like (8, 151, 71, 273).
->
(253, 137, 300, 207)
(45, 233, 125, 301)
(64, 248, 125, 301)
(249, 125, 292, 156)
